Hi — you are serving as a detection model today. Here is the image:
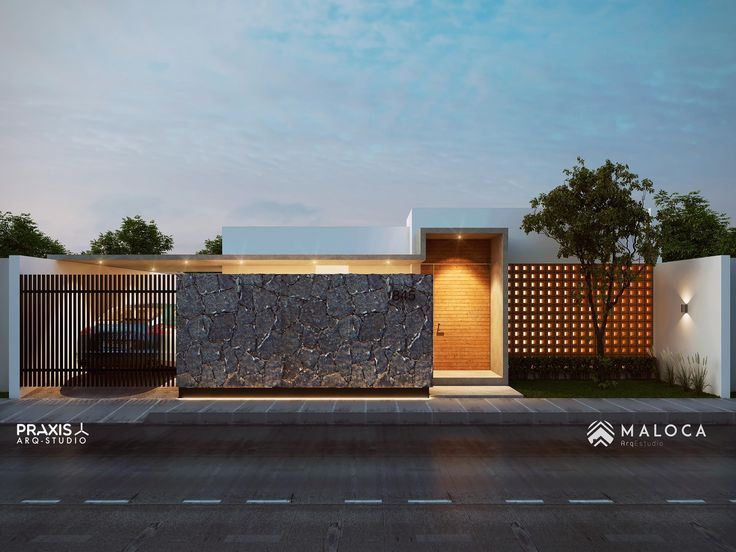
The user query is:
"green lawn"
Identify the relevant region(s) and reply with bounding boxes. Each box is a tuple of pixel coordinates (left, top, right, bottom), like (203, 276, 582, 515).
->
(511, 379, 718, 399)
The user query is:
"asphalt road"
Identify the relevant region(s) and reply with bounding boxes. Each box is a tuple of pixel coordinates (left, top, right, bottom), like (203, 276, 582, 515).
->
(0, 424, 735, 551)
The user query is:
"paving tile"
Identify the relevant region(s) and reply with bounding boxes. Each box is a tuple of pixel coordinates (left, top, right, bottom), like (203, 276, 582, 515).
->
(687, 399, 736, 412)
(300, 401, 337, 424)
(427, 399, 467, 424)
(575, 398, 629, 412)
(365, 400, 398, 425)
(199, 400, 246, 414)
(2, 400, 62, 423)
(332, 400, 366, 424)
(627, 398, 668, 411)
(299, 400, 336, 413)
(426, 399, 464, 412)
(397, 400, 432, 425)
(488, 398, 534, 413)
(31, 400, 88, 423)
(266, 400, 306, 424)
(518, 399, 567, 413)
(546, 399, 598, 414)
(655, 399, 700, 412)
(103, 399, 161, 423)
(234, 400, 274, 413)
(457, 399, 495, 412)
(68, 399, 130, 423)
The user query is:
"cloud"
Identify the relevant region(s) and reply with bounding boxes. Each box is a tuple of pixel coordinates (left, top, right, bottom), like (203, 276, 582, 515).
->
(228, 200, 321, 225)
(0, 0, 734, 253)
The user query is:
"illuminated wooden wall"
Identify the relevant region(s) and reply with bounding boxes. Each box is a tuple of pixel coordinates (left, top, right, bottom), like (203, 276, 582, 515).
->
(508, 264, 653, 355)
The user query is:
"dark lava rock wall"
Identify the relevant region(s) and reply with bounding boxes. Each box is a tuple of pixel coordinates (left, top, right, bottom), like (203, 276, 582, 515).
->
(176, 274, 433, 388)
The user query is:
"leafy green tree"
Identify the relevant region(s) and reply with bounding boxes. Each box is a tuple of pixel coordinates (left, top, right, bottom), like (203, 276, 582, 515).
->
(654, 190, 736, 261)
(197, 234, 222, 255)
(521, 158, 659, 361)
(87, 215, 174, 254)
(0, 212, 68, 257)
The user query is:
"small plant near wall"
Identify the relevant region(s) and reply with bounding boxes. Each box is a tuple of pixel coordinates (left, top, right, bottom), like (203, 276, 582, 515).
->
(675, 363, 691, 391)
(657, 349, 710, 394)
(657, 348, 680, 386)
(687, 353, 710, 394)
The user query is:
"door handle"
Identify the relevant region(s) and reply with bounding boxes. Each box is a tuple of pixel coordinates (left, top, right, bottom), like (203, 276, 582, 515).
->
(436, 323, 444, 336)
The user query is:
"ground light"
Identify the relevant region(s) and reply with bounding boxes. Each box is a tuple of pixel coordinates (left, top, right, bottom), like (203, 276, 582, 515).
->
(178, 396, 429, 401)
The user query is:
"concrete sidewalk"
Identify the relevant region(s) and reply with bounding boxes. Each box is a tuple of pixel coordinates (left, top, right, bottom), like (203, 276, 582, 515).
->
(1, 396, 735, 425)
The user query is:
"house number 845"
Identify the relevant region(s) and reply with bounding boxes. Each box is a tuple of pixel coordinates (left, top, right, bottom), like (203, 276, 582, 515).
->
(390, 289, 416, 302)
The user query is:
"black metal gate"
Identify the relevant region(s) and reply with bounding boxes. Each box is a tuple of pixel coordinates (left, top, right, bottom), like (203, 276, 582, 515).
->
(20, 274, 177, 387)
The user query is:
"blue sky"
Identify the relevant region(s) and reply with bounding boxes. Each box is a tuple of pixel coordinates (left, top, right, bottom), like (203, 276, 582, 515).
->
(1, 0, 734, 253)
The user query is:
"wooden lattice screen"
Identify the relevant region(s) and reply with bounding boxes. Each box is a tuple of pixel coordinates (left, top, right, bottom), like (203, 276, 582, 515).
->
(508, 264, 653, 355)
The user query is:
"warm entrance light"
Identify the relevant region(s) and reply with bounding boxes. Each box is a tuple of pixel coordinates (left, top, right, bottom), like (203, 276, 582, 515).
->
(457, 234, 462, 239)
(681, 303, 689, 314)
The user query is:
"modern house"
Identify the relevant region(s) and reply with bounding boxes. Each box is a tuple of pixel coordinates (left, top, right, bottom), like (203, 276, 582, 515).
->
(0, 208, 733, 398)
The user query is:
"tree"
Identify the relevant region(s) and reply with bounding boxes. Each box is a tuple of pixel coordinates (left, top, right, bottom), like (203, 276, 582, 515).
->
(521, 158, 659, 362)
(0, 212, 68, 257)
(87, 216, 174, 255)
(654, 190, 736, 261)
(197, 234, 222, 255)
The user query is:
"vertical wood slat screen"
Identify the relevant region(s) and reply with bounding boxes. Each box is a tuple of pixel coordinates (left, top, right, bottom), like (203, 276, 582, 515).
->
(20, 274, 177, 387)
(508, 264, 653, 355)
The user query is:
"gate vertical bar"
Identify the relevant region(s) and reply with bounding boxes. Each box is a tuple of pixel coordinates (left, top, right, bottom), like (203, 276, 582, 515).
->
(60, 274, 66, 387)
(31, 274, 36, 387)
(44, 274, 49, 386)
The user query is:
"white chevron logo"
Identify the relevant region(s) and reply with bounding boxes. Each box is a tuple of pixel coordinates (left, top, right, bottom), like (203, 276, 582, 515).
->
(587, 420, 615, 447)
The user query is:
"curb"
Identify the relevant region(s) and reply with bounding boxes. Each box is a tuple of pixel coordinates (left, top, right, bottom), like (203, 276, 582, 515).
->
(143, 410, 736, 426)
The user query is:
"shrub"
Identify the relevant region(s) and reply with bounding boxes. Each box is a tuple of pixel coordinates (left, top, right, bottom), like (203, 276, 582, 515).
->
(687, 353, 710, 394)
(657, 348, 681, 386)
(509, 355, 657, 381)
(675, 364, 691, 391)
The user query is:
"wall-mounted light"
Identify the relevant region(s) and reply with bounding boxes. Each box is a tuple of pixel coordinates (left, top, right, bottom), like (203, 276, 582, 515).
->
(680, 303, 688, 314)
(457, 234, 463, 240)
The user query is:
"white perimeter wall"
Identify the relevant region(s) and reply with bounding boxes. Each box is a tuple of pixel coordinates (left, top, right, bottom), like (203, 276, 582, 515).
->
(654, 255, 731, 398)
(732, 258, 736, 393)
(0, 258, 12, 397)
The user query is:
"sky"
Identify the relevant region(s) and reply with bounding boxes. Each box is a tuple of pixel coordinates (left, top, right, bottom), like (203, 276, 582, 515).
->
(1, 0, 735, 254)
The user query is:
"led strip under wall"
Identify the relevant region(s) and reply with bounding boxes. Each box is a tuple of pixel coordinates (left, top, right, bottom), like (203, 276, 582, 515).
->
(508, 264, 653, 356)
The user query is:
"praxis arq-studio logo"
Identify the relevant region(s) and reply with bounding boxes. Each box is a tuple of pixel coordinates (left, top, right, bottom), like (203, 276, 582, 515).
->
(16, 423, 90, 445)
(586, 419, 706, 448)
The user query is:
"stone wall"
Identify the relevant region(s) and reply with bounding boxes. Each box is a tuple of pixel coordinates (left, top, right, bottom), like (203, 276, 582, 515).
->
(176, 274, 433, 389)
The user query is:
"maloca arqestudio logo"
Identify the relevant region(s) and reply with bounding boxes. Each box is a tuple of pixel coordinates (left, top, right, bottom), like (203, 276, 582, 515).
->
(587, 420, 615, 447)
(586, 419, 706, 448)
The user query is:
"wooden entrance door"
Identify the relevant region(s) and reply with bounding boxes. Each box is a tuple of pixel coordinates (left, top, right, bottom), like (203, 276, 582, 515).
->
(421, 239, 491, 371)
